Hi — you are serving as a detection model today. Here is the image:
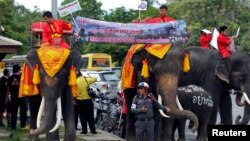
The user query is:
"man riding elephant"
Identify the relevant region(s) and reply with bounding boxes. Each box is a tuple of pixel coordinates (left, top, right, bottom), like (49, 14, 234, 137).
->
(42, 11, 72, 48)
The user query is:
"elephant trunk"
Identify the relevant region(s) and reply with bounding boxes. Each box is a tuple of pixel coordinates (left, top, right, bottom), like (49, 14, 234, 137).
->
(158, 74, 198, 132)
(235, 93, 245, 107)
(235, 104, 250, 125)
(30, 96, 57, 136)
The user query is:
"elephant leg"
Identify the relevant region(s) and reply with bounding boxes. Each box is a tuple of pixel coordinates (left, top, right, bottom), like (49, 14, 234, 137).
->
(62, 86, 76, 141)
(46, 111, 60, 141)
(124, 89, 136, 141)
(197, 121, 208, 141)
(161, 118, 174, 141)
(171, 119, 177, 141)
(154, 112, 161, 141)
(177, 119, 186, 141)
(28, 95, 42, 141)
(219, 93, 232, 125)
(209, 96, 220, 125)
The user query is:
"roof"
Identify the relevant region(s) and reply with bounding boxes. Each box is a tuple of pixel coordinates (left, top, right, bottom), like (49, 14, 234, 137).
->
(0, 36, 22, 53)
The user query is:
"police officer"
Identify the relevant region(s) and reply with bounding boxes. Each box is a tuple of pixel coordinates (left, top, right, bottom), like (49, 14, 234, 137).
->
(131, 82, 170, 141)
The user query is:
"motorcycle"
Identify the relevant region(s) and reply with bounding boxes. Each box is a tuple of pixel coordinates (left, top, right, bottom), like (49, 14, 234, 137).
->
(94, 92, 110, 130)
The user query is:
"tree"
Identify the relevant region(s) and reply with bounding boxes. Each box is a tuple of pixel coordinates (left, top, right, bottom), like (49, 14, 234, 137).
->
(168, 0, 250, 49)
(0, 0, 42, 54)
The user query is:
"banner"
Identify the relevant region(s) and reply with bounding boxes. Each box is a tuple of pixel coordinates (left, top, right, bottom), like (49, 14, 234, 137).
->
(58, 0, 81, 17)
(210, 28, 219, 50)
(72, 16, 188, 44)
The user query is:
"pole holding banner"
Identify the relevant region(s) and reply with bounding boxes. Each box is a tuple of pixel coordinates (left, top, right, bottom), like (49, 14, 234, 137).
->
(138, 1, 147, 20)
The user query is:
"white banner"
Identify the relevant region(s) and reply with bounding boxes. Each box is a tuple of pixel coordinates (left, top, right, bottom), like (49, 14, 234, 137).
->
(58, 0, 82, 17)
(210, 28, 219, 50)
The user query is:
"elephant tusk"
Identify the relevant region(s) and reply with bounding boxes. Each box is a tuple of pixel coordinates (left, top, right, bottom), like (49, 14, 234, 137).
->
(176, 96, 183, 110)
(49, 97, 62, 133)
(158, 95, 170, 118)
(243, 92, 250, 105)
(37, 96, 45, 128)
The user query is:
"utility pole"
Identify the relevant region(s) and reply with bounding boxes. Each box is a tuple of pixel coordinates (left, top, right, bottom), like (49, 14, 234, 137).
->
(51, 0, 57, 19)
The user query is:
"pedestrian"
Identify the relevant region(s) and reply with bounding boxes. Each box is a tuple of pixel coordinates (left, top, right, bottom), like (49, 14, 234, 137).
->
(75, 71, 97, 134)
(131, 82, 170, 141)
(200, 29, 212, 49)
(42, 11, 72, 48)
(8, 64, 28, 130)
(0, 69, 11, 127)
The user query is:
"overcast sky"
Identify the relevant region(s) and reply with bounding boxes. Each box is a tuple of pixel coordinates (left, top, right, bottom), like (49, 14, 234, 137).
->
(15, 0, 167, 11)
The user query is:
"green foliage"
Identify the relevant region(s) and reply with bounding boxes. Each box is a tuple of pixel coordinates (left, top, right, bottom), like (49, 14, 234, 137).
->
(168, 0, 250, 50)
(0, 0, 42, 54)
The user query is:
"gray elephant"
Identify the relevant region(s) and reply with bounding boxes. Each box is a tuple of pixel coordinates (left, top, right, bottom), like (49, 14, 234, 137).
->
(123, 44, 198, 141)
(179, 47, 250, 125)
(172, 85, 213, 141)
(25, 46, 81, 141)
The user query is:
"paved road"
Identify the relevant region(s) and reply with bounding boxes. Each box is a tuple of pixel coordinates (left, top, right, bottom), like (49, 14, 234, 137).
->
(183, 95, 248, 141)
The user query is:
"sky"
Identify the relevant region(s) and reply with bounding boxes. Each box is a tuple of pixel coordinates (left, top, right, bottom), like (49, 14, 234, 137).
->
(15, 0, 167, 11)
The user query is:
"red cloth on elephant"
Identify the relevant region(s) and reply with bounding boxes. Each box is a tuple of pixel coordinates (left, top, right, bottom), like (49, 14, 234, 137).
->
(217, 33, 232, 58)
(42, 19, 71, 49)
(200, 34, 212, 48)
(144, 16, 174, 23)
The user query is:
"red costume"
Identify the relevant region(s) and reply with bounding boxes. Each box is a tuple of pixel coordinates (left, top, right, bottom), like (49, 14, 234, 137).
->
(217, 33, 232, 58)
(145, 16, 174, 23)
(200, 34, 212, 48)
(42, 19, 71, 48)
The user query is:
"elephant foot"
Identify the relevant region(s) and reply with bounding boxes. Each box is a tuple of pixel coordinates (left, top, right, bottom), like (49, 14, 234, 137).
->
(197, 137, 207, 141)
(177, 138, 185, 141)
(28, 135, 40, 141)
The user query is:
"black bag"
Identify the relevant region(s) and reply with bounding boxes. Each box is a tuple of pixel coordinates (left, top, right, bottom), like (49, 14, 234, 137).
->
(87, 87, 96, 98)
(84, 77, 96, 98)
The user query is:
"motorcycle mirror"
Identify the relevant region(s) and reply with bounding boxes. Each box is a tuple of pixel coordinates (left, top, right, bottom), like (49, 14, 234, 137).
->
(97, 88, 100, 92)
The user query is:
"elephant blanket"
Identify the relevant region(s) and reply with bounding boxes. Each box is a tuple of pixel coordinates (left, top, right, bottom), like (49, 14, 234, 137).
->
(37, 46, 70, 77)
(121, 44, 173, 89)
(19, 46, 77, 98)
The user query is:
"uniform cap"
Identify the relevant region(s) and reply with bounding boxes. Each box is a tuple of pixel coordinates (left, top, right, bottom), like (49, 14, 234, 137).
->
(137, 82, 150, 89)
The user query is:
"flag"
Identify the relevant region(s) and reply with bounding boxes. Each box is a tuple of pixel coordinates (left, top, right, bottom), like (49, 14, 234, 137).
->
(138, 1, 147, 10)
(58, 0, 82, 17)
(210, 28, 219, 50)
(229, 39, 236, 53)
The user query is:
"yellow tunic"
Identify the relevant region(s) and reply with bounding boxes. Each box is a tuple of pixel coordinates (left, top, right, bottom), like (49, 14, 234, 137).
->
(76, 76, 97, 100)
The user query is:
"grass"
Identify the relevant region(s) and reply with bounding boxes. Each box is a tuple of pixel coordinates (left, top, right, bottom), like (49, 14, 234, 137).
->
(1, 125, 88, 141)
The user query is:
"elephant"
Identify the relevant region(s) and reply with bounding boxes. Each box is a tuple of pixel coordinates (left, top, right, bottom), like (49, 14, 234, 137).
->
(123, 44, 199, 141)
(171, 85, 213, 141)
(25, 46, 81, 141)
(178, 47, 250, 125)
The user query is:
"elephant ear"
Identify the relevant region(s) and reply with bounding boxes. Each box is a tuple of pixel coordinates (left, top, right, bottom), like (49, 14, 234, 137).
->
(215, 59, 231, 84)
(26, 48, 39, 71)
(131, 49, 147, 70)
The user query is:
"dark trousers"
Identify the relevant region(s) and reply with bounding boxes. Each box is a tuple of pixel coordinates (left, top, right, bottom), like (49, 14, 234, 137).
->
(28, 95, 41, 129)
(11, 97, 27, 129)
(76, 99, 96, 133)
(74, 104, 79, 129)
(135, 119, 155, 141)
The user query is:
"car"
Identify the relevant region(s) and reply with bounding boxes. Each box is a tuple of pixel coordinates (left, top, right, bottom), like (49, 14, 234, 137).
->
(81, 70, 120, 95)
(102, 67, 121, 78)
